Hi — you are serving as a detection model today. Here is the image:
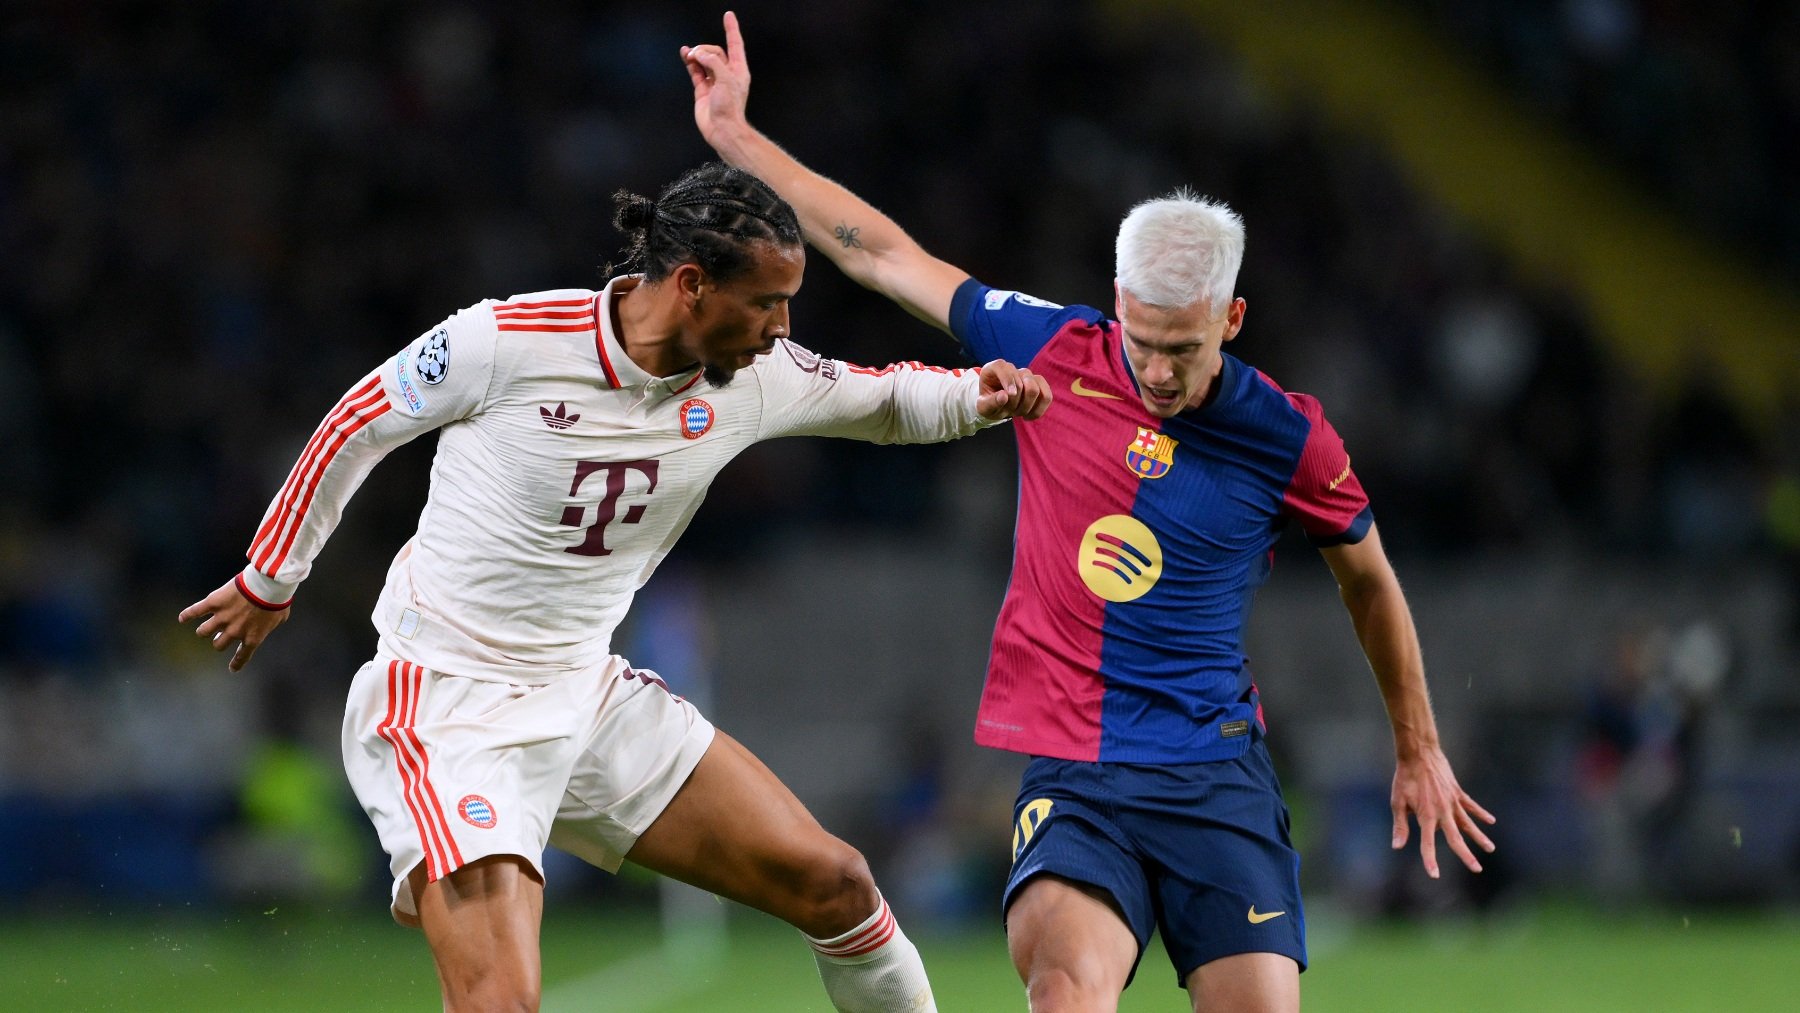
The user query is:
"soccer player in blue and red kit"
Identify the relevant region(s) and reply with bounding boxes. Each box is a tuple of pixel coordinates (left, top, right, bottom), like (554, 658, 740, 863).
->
(688, 14, 1495, 1012)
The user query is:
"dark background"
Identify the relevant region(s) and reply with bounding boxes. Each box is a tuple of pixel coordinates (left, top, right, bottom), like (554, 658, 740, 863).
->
(3, 0, 1797, 924)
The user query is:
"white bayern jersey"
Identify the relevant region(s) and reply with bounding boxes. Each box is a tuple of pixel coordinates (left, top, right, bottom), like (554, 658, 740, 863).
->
(236, 275, 993, 684)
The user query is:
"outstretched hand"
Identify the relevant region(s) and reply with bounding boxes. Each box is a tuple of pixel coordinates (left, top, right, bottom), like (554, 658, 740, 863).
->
(682, 11, 752, 148)
(1392, 746, 1496, 877)
(976, 359, 1052, 421)
(178, 579, 288, 672)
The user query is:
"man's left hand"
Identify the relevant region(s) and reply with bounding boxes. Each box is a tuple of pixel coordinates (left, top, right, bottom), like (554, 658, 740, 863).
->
(1392, 747, 1497, 877)
(976, 359, 1052, 421)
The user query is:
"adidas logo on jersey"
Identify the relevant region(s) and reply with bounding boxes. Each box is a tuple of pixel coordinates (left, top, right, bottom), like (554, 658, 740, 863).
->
(540, 402, 581, 430)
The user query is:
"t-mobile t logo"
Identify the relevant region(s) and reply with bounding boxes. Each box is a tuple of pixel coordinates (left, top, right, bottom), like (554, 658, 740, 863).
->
(561, 459, 659, 557)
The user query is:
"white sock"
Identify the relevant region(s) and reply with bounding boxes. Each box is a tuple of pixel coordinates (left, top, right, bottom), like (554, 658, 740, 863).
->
(803, 894, 937, 1012)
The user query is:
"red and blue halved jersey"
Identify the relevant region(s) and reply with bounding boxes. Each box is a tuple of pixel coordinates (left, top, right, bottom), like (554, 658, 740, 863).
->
(953, 280, 1373, 763)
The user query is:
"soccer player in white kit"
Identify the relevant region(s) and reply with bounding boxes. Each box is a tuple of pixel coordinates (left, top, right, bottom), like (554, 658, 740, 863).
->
(179, 162, 1051, 1012)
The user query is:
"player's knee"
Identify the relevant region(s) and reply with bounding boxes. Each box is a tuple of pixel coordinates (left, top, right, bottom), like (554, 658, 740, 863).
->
(787, 839, 879, 937)
(1025, 963, 1119, 1013)
(1184, 954, 1298, 1013)
(440, 970, 540, 1013)
(1016, 935, 1129, 1012)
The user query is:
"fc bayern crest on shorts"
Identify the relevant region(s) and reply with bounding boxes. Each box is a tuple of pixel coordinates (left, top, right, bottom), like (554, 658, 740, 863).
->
(679, 398, 715, 439)
(415, 328, 450, 385)
(457, 794, 497, 829)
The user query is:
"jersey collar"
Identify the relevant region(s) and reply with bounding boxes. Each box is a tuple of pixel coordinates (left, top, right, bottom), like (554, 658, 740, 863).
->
(595, 275, 705, 394)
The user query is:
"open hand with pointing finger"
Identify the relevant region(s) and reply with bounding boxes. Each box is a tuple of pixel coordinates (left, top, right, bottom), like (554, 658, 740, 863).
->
(682, 11, 753, 151)
(178, 578, 289, 672)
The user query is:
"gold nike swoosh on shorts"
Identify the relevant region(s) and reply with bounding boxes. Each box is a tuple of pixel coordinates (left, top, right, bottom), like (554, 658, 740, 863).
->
(1247, 906, 1286, 924)
(1071, 377, 1123, 400)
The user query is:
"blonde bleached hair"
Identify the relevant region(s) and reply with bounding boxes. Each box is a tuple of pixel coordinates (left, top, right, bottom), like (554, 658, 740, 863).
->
(1114, 188, 1245, 310)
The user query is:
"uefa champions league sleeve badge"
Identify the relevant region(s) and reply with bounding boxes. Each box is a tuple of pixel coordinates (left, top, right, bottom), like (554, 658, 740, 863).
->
(416, 328, 450, 385)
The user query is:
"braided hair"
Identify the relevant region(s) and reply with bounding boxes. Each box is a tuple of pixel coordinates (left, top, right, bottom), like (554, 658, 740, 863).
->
(607, 162, 802, 284)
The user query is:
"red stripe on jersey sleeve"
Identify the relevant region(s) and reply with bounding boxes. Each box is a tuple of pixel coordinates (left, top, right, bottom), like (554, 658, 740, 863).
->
(845, 360, 968, 377)
(493, 308, 595, 320)
(493, 297, 592, 311)
(496, 321, 597, 332)
(256, 392, 392, 573)
(250, 376, 384, 562)
(233, 573, 291, 611)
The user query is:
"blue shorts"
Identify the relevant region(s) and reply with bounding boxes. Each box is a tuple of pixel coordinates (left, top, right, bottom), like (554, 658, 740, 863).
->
(1003, 742, 1306, 987)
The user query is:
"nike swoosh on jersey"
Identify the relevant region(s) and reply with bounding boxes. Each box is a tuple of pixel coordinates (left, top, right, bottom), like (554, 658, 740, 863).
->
(1247, 906, 1286, 924)
(1071, 377, 1124, 400)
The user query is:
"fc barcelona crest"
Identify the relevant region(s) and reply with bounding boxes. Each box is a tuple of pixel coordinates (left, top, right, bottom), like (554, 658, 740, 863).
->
(1125, 426, 1177, 479)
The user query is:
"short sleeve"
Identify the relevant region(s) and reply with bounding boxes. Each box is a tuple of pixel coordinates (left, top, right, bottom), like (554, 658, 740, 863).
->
(949, 278, 1106, 367)
(1281, 393, 1373, 546)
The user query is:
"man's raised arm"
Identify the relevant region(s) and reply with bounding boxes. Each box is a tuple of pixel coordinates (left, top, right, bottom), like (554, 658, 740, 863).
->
(683, 12, 968, 332)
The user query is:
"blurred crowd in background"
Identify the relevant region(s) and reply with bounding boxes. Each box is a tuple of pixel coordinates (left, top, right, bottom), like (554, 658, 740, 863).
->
(1422, 0, 1800, 273)
(2, 0, 1797, 922)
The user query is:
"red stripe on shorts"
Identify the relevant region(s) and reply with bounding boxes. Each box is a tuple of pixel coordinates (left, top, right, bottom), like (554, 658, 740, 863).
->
(377, 661, 461, 880)
(401, 662, 464, 871)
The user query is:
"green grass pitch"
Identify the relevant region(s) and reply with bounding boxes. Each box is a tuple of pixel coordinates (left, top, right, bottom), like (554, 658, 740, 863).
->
(3, 903, 1791, 1011)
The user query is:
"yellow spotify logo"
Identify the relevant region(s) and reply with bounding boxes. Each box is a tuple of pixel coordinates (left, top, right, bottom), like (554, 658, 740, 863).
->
(1012, 798, 1054, 862)
(1078, 515, 1163, 602)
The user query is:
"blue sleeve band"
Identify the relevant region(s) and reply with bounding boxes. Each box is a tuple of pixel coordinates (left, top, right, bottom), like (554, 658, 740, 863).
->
(1308, 505, 1375, 547)
(949, 277, 987, 361)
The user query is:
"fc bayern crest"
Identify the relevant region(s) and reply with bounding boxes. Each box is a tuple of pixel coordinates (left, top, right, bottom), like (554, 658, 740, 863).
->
(457, 795, 497, 829)
(415, 328, 450, 385)
(1125, 426, 1177, 479)
(679, 398, 715, 439)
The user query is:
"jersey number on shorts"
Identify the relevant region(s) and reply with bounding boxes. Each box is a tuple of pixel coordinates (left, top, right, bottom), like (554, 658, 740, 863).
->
(1012, 798, 1054, 862)
(561, 459, 659, 556)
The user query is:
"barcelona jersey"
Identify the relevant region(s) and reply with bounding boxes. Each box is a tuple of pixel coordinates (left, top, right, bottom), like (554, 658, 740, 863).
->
(952, 280, 1373, 763)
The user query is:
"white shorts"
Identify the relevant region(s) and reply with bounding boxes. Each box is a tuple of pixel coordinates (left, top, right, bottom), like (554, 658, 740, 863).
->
(341, 651, 715, 921)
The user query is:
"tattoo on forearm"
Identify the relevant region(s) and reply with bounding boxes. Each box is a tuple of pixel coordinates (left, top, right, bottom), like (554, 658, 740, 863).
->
(834, 224, 863, 249)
